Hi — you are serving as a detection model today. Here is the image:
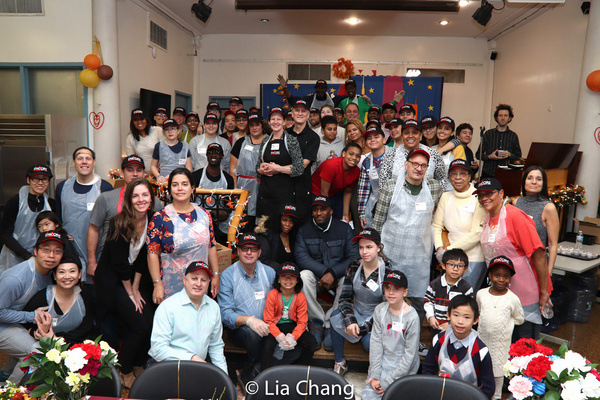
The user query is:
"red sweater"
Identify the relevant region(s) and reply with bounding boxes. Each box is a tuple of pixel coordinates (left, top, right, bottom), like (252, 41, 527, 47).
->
(263, 289, 308, 340)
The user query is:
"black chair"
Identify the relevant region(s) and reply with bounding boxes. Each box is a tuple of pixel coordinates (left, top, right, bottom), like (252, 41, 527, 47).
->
(20, 365, 121, 397)
(246, 365, 354, 400)
(381, 374, 488, 400)
(128, 360, 236, 400)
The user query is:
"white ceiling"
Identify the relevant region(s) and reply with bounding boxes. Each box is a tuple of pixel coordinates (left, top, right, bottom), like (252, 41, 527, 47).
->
(151, 0, 563, 40)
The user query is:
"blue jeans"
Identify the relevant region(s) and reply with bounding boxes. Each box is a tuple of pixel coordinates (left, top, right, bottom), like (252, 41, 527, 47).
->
(330, 310, 371, 363)
(228, 325, 265, 368)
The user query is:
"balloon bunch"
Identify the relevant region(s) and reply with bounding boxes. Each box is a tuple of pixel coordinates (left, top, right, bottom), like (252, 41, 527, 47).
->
(79, 37, 113, 88)
(549, 185, 588, 208)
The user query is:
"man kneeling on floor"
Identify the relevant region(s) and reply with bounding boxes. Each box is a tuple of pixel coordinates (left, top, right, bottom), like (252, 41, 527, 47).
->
(149, 261, 227, 373)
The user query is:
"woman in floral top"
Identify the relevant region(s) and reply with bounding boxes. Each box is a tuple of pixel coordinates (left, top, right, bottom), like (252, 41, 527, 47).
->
(147, 168, 219, 304)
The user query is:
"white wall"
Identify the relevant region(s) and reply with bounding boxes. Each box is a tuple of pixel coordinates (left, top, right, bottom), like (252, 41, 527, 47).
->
(0, 0, 92, 62)
(198, 34, 491, 149)
(116, 0, 197, 152)
(492, 2, 588, 157)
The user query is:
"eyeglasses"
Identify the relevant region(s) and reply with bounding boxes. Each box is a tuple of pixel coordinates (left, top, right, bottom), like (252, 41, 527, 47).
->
(407, 161, 428, 170)
(449, 171, 469, 178)
(38, 247, 63, 256)
(476, 190, 498, 199)
(30, 177, 50, 184)
(239, 246, 260, 253)
(446, 262, 466, 270)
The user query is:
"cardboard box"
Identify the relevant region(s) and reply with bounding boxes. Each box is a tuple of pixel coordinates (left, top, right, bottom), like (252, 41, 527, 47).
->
(216, 243, 233, 273)
(574, 217, 600, 244)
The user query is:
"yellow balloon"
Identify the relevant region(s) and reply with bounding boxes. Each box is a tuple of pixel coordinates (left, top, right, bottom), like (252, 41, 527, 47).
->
(79, 69, 100, 88)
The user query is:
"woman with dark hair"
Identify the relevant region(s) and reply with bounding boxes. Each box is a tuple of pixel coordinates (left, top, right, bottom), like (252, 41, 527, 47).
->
(95, 178, 157, 388)
(125, 108, 160, 172)
(329, 228, 393, 376)
(345, 119, 368, 154)
(514, 166, 559, 274)
(255, 107, 304, 219)
(255, 204, 298, 267)
(147, 168, 220, 302)
(24, 257, 93, 345)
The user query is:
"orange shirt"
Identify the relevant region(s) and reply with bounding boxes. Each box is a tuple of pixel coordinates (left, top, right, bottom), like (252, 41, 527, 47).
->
(263, 289, 309, 340)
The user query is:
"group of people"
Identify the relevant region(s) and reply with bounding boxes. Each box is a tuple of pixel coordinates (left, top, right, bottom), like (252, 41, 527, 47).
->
(0, 77, 560, 400)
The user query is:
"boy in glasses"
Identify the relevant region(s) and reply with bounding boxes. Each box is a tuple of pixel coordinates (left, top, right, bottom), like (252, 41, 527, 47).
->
(424, 248, 473, 340)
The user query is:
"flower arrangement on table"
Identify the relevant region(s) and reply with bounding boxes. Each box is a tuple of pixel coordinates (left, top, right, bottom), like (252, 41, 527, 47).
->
(0, 381, 38, 400)
(504, 338, 600, 400)
(18, 336, 118, 400)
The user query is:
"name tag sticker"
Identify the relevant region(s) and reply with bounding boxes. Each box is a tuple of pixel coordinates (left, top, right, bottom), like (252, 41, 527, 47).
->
(488, 233, 496, 243)
(415, 202, 426, 211)
(366, 279, 379, 292)
(52, 318, 58, 327)
(392, 321, 403, 332)
(244, 145, 254, 152)
(178, 159, 186, 165)
(271, 143, 280, 151)
(369, 169, 379, 180)
(254, 291, 265, 300)
(87, 202, 95, 211)
(198, 146, 207, 155)
(464, 204, 475, 213)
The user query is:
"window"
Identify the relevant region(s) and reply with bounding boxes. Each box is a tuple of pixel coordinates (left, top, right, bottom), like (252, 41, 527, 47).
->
(0, 0, 43, 15)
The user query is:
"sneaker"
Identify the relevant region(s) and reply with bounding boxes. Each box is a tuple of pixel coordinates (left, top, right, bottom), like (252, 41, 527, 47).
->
(418, 342, 429, 357)
(333, 361, 348, 377)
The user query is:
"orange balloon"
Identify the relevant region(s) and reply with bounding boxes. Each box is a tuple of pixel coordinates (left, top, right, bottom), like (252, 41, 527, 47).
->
(84, 54, 102, 70)
(97, 65, 113, 80)
(586, 70, 600, 92)
(79, 69, 100, 88)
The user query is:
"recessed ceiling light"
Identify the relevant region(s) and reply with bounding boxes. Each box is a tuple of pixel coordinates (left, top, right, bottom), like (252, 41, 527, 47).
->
(459, 0, 470, 6)
(346, 18, 360, 25)
(439, 20, 449, 26)
(260, 18, 269, 23)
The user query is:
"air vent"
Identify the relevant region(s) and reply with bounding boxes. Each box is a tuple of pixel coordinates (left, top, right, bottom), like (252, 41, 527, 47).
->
(150, 21, 168, 51)
(288, 64, 331, 81)
(0, 0, 43, 14)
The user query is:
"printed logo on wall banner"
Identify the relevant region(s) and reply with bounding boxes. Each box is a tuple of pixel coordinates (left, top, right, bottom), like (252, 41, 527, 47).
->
(595, 127, 600, 146)
(89, 112, 105, 130)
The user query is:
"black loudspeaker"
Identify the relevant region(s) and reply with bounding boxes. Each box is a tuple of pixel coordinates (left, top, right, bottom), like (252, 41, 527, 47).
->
(490, 51, 498, 60)
(581, 2, 590, 15)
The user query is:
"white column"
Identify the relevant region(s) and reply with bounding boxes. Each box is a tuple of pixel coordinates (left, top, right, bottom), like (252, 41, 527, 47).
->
(574, 2, 600, 220)
(91, 0, 121, 178)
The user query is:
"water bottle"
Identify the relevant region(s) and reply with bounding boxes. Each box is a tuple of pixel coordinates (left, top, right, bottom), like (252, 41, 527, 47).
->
(542, 302, 554, 319)
(576, 231, 584, 251)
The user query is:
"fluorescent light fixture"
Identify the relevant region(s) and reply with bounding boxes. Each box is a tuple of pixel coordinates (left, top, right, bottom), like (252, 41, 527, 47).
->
(406, 69, 421, 77)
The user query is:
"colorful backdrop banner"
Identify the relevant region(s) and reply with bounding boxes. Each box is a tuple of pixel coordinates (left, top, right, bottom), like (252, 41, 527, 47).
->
(261, 75, 444, 121)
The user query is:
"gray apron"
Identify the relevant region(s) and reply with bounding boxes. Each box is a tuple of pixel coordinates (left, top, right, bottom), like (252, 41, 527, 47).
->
(364, 155, 381, 227)
(234, 136, 261, 216)
(361, 302, 410, 400)
(310, 94, 334, 110)
(61, 177, 102, 283)
(231, 263, 271, 322)
(12, 259, 49, 311)
(158, 140, 189, 178)
(381, 174, 434, 298)
(438, 330, 479, 386)
(46, 285, 86, 334)
(330, 259, 385, 343)
(0, 186, 51, 273)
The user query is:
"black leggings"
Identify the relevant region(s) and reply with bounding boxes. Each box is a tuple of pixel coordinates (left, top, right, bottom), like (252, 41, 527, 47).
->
(260, 322, 318, 370)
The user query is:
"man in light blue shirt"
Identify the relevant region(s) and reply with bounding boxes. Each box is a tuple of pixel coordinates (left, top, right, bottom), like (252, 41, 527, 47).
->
(0, 231, 66, 384)
(149, 261, 227, 373)
(218, 234, 275, 386)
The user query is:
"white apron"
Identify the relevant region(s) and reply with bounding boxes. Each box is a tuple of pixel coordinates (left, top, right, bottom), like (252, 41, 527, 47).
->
(438, 330, 479, 386)
(234, 136, 261, 216)
(46, 285, 86, 334)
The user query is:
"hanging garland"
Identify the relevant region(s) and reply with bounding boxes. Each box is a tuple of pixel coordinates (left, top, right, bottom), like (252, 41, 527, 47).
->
(332, 58, 355, 79)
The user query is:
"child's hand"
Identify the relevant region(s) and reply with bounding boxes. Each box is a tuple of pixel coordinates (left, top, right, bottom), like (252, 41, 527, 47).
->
(428, 317, 440, 330)
(345, 323, 360, 338)
(366, 378, 383, 394)
(439, 322, 448, 331)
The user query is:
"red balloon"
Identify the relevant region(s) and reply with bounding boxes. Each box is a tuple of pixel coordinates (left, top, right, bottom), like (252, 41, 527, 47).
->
(84, 54, 102, 70)
(586, 70, 600, 92)
(97, 65, 113, 80)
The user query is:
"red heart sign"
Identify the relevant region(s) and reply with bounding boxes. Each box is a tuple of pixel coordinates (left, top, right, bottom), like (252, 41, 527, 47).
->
(89, 112, 105, 130)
